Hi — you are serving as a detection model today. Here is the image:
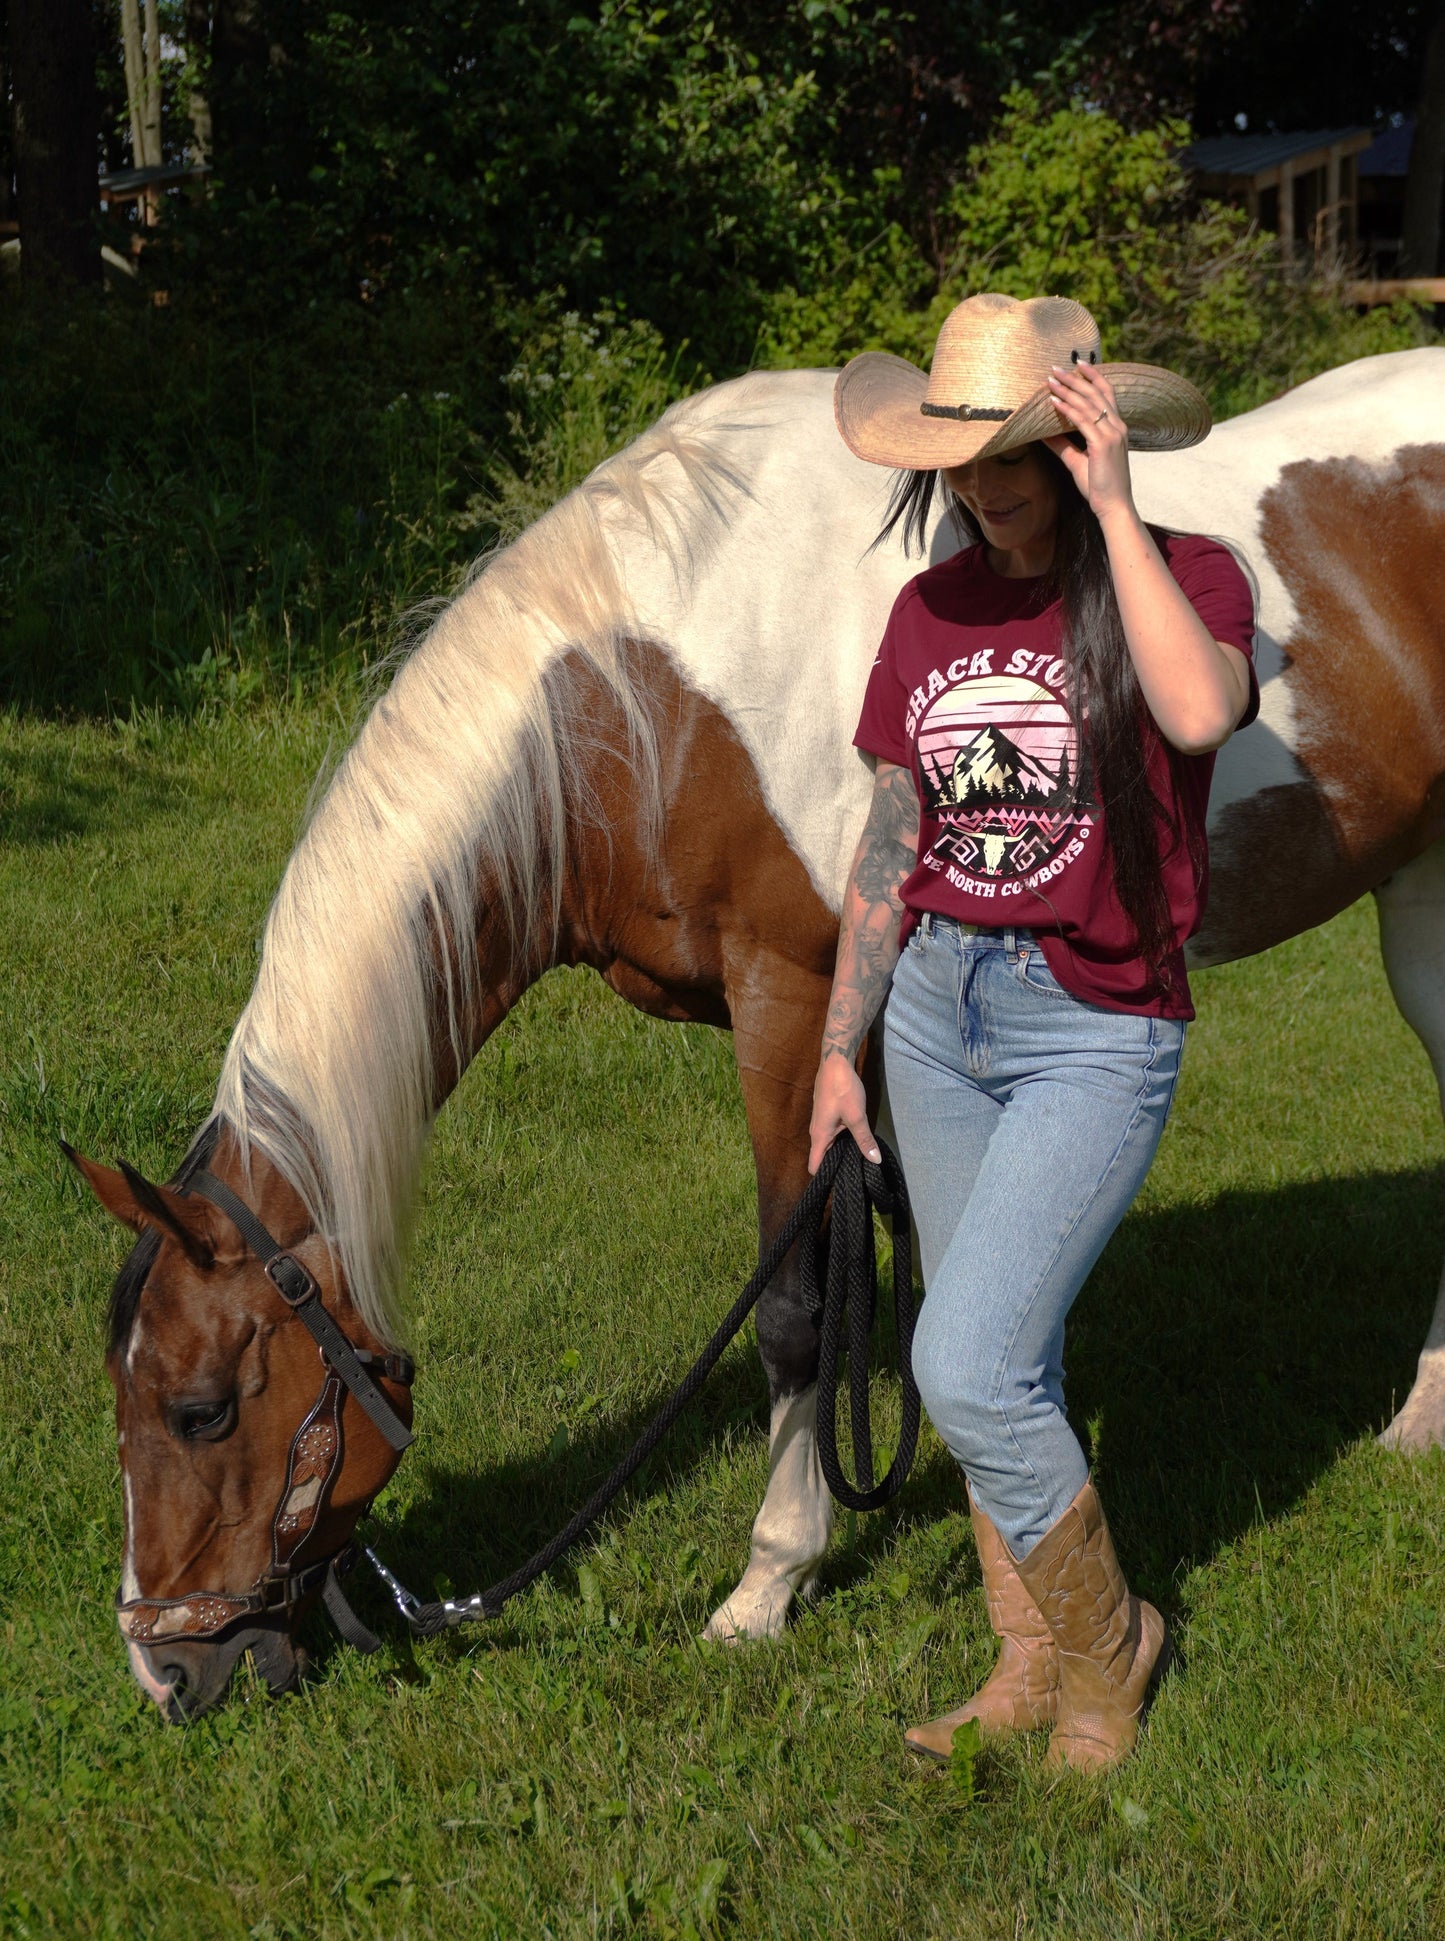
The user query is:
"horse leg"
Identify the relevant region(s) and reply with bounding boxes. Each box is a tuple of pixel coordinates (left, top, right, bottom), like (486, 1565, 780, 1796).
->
(703, 954, 835, 1640)
(1374, 835, 1445, 1452)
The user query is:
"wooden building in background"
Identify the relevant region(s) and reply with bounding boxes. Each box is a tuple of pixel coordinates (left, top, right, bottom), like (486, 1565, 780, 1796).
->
(1184, 129, 1373, 261)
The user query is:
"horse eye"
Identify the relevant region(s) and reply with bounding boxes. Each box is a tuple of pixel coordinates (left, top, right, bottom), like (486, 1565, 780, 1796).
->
(168, 1396, 237, 1442)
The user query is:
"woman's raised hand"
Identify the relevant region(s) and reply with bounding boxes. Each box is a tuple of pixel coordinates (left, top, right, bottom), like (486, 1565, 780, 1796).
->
(1044, 362, 1136, 526)
(808, 1050, 881, 1176)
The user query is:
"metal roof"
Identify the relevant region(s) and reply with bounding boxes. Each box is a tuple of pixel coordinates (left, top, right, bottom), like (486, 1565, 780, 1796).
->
(1184, 129, 1372, 177)
(98, 160, 210, 194)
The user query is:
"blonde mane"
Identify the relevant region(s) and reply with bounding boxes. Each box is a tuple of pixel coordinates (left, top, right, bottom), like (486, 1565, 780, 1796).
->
(214, 401, 742, 1346)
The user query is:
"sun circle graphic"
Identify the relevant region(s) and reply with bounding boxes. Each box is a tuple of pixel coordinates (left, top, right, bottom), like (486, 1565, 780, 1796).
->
(916, 673, 1091, 885)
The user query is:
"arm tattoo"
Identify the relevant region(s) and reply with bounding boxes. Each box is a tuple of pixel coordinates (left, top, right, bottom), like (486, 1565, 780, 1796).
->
(822, 762, 920, 1062)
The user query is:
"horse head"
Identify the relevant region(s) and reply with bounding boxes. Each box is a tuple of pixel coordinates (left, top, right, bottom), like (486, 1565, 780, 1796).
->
(68, 1125, 412, 1721)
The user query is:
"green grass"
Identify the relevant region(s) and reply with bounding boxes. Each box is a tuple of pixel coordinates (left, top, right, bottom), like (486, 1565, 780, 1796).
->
(1, 703, 1443, 1940)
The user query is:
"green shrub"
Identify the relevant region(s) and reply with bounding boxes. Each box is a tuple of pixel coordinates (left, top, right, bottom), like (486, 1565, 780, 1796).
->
(471, 307, 686, 544)
(758, 87, 1436, 419)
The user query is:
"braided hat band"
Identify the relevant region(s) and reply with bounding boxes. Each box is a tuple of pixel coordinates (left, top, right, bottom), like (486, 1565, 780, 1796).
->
(833, 293, 1211, 470)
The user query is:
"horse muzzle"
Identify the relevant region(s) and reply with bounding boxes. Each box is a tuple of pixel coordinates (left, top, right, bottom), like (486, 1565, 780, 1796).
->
(128, 1619, 304, 1721)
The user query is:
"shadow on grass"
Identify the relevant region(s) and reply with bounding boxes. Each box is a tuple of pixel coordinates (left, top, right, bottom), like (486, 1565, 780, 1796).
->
(0, 733, 195, 847)
(325, 1163, 1443, 1658)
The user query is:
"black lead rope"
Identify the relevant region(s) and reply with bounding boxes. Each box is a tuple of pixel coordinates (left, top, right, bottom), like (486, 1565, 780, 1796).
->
(356, 1132, 917, 1642)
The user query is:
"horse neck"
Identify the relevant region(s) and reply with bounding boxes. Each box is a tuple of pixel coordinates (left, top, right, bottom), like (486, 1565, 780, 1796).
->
(215, 757, 565, 1353)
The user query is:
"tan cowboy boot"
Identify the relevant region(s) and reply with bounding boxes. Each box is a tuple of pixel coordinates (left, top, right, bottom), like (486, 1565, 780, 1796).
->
(1012, 1478, 1170, 1774)
(904, 1489, 1059, 1760)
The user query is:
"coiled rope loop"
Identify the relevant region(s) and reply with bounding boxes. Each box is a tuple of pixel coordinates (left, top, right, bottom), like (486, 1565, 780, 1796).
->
(358, 1131, 918, 1641)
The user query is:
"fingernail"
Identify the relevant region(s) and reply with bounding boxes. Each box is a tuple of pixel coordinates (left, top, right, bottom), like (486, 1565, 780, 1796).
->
(868, 1148, 881, 1162)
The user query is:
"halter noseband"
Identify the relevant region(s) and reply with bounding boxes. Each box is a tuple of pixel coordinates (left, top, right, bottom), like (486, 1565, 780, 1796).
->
(115, 1171, 414, 1649)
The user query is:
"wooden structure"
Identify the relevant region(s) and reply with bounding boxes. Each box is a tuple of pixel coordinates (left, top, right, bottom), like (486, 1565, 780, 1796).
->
(1355, 120, 1413, 276)
(1185, 129, 1374, 261)
(98, 160, 208, 211)
(1345, 278, 1445, 305)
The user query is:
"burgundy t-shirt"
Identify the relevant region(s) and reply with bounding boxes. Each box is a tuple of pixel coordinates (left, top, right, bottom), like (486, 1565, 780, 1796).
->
(854, 536, 1258, 1019)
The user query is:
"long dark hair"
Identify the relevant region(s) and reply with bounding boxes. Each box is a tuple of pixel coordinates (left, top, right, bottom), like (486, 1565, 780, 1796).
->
(877, 452, 1201, 994)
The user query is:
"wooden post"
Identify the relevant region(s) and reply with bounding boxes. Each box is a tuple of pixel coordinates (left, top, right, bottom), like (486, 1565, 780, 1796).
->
(1279, 158, 1296, 266)
(1326, 146, 1341, 259)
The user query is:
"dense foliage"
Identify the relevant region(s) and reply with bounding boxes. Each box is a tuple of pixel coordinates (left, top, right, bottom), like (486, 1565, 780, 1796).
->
(0, 11, 1436, 712)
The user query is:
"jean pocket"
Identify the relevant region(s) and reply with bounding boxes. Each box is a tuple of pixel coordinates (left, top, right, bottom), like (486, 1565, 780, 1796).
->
(1016, 948, 1076, 1001)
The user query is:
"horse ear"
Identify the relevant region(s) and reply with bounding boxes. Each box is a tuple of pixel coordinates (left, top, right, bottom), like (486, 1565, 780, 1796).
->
(61, 1143, 216, 1270)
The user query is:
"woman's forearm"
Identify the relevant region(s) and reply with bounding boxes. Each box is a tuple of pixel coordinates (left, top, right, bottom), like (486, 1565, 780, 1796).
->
(1098, 507, 1252, 755)
(822, 761, 920, 1062)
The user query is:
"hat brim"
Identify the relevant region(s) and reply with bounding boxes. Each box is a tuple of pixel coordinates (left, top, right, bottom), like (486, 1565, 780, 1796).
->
(834, 351, 1211, 470)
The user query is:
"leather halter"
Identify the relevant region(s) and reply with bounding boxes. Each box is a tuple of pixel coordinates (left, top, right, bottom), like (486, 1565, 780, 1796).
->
(115, 1171, 414, 1647)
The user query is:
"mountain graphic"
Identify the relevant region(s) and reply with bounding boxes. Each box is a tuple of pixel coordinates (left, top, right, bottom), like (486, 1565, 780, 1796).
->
(944, 723, 1074, 811)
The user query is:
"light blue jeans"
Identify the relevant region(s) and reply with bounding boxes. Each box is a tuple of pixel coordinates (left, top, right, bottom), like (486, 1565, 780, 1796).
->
(883, 916, 1185, 1558)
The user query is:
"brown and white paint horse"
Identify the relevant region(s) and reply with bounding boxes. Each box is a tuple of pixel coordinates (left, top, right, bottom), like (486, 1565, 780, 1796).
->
(75, 347, 1445, 1718)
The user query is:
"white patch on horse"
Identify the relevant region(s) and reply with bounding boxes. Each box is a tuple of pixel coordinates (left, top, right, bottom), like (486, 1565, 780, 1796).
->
(703, 1386, 833, 1641)
(612, 353, 1442, 921)
(125, 1308, 146, 1380)
(126, 1639, 175, 1707)
(122, 1471, 140, 1603)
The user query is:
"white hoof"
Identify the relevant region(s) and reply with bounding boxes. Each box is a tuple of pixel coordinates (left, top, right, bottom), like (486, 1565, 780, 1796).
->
(702, 1570, 796, 1642)
(1379, 1403, 1445, 1452)
(700, 1387, 832, 1641)
(1379, 1347, 1445, 1453)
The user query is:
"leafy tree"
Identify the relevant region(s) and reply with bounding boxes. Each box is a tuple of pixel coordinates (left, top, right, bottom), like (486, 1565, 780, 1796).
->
(157, 1, 1114, 359)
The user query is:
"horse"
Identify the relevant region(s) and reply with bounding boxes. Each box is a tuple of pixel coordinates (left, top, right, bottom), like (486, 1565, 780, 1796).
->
(71, 346, 1445, 1720)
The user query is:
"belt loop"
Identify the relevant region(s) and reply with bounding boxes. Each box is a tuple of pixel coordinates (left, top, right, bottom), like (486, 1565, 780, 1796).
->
(920, 911, 934, 938)
(1004, 925, 1016, 958)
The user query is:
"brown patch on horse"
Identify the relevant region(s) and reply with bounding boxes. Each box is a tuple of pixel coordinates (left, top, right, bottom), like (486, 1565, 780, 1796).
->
(549, 640, 842, 1238)
(1196, 782, 1351, 963)
(1204, 445, 1445, 961)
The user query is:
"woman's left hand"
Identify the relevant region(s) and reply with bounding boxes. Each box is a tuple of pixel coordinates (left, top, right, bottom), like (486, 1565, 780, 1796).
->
(1044, 363, 1136, 525)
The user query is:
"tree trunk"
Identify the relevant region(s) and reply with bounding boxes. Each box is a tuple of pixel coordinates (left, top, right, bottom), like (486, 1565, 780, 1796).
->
(184, 0, 213, 168)
(143, 0, 162, 162)
(1401, 4, 1445, 275)
(0, 24, 13, 228)
(10, 0, 99, 285)
(121, 0, 147, 170)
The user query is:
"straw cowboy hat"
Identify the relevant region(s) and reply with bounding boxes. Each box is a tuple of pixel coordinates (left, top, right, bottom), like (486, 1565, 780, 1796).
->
(834, 292, 1211, 470)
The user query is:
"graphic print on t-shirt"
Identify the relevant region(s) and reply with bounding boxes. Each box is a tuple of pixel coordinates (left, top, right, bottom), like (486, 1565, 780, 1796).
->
(915, 661, 1096, 886)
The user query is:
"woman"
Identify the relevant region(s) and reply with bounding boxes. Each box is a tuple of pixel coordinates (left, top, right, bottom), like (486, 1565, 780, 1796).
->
(811, 293, 1256, 1774)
